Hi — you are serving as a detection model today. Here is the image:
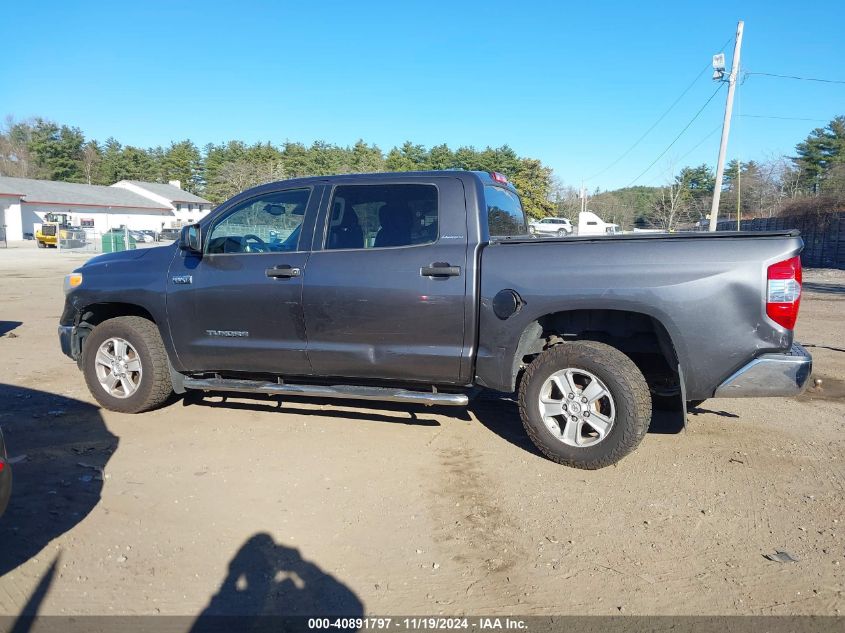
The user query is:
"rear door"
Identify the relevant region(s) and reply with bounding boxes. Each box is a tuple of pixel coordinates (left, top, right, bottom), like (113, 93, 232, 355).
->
(166, 185, 321, 375)
(301, 177, 468, 384)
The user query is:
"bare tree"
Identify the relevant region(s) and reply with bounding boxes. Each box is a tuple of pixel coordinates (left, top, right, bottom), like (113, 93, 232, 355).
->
(550, 177, 581, 218)
(646, 162, 691, 230)
(650, 183, 686, 230)
(210, 159, 286, 201)
(590, 193, 638, 230)
(81, 141, 100, 185)
(0, 116, 34, 177)
(262, 160, 285, 183)
(213, 160, 263, 199)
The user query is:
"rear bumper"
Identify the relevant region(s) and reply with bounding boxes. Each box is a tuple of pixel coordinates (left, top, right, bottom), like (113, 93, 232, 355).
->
(714, 343, 812, 398)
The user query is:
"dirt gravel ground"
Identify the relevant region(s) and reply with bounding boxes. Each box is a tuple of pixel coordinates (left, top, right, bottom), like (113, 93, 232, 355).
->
(0, 242, 842, 618)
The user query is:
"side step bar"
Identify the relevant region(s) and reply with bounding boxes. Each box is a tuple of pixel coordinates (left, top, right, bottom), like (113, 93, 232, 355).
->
(182, 377, 469, 407)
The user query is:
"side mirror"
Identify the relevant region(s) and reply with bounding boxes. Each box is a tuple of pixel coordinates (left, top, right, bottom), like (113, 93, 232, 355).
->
(180, 224, 202, 253)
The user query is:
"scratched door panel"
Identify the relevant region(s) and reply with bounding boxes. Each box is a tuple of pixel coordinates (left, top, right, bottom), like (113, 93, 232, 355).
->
(302, 177, 468, 384)
(165, 186, 322, 375)
(166, 251, 311, 374)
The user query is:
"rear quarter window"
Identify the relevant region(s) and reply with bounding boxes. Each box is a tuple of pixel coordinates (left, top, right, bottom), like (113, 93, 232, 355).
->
(485, 185, 528, 239)
(326, 184, 438, 250)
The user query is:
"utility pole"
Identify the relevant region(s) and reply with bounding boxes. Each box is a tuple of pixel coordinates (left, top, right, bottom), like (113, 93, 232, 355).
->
(708, 20, 744, 232)
(580, 181, 587, 215)
(736, 161, 742, 230)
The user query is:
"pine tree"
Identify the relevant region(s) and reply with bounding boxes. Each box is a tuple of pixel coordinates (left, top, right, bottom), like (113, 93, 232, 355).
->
(793, 116, 845, 194)
(163, 140, 202, 192)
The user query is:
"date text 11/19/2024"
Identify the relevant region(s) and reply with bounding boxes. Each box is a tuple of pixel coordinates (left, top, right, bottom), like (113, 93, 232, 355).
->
(307, 617, 528, 630)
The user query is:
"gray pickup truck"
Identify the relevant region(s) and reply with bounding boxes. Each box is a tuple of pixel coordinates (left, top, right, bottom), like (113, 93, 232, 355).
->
(58, 170, 812, 469)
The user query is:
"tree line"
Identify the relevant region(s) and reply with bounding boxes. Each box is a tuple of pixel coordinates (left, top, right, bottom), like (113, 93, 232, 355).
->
(1, 114, 842, 229)
(0, 117, 554, 218)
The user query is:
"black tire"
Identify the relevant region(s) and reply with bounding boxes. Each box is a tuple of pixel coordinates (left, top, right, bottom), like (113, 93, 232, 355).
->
(37, 240, 45, 248)
(82, 316, 173, 413)
(518, 341, 651, 469)
(557, 229, 566, 237)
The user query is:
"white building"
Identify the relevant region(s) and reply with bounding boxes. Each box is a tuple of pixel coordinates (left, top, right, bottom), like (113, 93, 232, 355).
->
(0, 176, 213, 241)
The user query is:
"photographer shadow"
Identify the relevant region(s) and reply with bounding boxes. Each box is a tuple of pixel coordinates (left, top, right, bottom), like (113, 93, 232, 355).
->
(0, 383, 117, 577)
(191, 533, 363, 631)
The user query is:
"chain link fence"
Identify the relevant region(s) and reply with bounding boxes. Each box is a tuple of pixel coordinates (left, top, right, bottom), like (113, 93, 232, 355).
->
(56, 228, 177, 254)
(211, 223, 298, 243)
(716, 211, 845, 269)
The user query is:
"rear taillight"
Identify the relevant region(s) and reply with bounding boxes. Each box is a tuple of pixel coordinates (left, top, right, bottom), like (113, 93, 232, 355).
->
(766, 256, 802, 330)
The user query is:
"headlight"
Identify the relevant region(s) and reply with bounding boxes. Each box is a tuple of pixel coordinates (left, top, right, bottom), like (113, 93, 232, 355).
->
(64, 273, 83, 293)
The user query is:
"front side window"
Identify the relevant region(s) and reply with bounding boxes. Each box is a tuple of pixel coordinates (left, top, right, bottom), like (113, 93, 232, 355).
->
(206, 188, 310, 254)
(325, 184, 438, 250)
(485, 185, 528, 239)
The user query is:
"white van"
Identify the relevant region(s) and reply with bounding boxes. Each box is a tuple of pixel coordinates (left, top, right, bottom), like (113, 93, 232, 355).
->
(577, 211, 620, 236)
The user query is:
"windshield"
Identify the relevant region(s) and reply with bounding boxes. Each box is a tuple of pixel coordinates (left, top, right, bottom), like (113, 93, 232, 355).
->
(485, 185, 529, 239)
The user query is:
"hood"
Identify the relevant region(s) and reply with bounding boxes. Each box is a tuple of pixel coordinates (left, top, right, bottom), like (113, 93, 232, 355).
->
(83, 248, 151, 268)
(81, 241, 182, 269)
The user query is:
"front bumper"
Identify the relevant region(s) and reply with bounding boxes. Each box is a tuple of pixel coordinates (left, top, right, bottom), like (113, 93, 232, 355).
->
(58, 325, 75, 360)
(714, 343, 813, 398)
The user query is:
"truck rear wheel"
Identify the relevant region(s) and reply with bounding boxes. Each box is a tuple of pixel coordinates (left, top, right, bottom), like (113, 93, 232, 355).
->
(518, 341, 651, 469)
(82, 316, 173, 413)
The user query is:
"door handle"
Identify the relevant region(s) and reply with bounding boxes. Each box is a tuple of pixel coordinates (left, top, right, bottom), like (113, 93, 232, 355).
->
(266, 265, 301, 278)
(420, 263, 461, 277)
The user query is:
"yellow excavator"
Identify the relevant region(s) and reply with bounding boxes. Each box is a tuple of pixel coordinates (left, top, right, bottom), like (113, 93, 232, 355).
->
(35, 213, 87, 249)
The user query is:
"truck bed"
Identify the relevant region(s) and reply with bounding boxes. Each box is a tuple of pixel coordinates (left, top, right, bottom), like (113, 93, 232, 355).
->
(494, 229, 800, 245)
(476, 230, 804, 399)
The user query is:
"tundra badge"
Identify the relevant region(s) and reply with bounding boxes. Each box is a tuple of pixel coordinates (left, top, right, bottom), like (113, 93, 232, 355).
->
(171, 275, 193, 284)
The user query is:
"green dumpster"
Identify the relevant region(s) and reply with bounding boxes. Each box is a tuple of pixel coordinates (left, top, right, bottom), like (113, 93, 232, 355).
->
(101, 231, 137, 253)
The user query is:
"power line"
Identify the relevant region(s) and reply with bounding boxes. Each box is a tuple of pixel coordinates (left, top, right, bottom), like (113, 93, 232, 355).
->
(584, 35, 735, 183)
(739, 114, 831, 122)
(677, 123, 722, 164)
(744, 71, 845, 85)
(627, 82, 726, 187)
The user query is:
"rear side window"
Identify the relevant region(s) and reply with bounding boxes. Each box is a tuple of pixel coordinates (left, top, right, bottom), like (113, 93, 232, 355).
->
(326, 184, 438, 250)
(485, 185, 528, 238)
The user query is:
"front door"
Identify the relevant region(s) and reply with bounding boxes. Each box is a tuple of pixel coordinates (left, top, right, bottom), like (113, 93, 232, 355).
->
(166, 186, 319, 375)
(302, 178, 468, 384)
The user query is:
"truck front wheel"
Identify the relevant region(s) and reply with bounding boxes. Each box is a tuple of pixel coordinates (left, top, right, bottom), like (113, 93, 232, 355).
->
(82, 316, 174, 413)
(518, 341, 651, 469)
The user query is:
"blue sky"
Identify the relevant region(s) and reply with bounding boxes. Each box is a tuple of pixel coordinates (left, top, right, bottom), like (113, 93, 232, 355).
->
(1, 0, 843, 190)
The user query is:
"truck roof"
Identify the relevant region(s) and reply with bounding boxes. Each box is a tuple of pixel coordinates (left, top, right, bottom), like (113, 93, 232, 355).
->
(232, 170, 517, 190)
